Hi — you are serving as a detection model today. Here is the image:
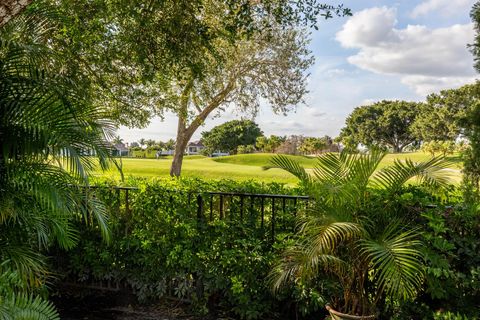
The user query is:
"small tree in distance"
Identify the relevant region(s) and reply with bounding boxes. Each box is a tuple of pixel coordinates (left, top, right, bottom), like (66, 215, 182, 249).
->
(340, 100, 421, 153)
(256, 135, 286, 153)
(201, 120, 263, 155)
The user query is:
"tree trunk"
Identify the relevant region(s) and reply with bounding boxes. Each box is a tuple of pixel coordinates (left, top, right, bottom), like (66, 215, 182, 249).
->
(0, 0, 33, 27)
(170, 116, 188, 177)
(169, 77, 235, 176)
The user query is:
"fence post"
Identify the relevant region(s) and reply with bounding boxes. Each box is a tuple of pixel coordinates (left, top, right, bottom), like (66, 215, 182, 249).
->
(209, 194, 214, 221)
(125, 189, 130, 213)
(197, 194, 204, 221)
(240, 195, 244, 222)
(271, 198, 275, 242)
(219, 195, 224, 219)
(260, 197, 265, 229)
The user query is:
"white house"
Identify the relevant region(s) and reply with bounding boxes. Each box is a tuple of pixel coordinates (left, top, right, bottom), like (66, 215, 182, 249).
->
(186, 141, 205, 155)
(113, 143, 129, 156)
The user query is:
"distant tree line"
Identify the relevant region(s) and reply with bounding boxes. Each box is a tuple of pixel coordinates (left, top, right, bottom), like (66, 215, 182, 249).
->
(339, 82, 480, 153)
(128, 138, 176, 152)
(200, 119, 339, 156)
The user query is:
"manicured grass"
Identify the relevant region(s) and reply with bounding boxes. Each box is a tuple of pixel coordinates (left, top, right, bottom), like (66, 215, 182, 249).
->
(98, 152, 463, 184)
(100, 156, 299, 184)
(212, 153, 317, 167)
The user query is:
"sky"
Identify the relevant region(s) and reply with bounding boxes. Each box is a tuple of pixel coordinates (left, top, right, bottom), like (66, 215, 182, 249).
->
(118, 0, 478, 143)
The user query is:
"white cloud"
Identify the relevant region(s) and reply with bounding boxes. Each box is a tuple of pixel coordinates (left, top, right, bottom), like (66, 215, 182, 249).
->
(336, 7, 398, 48)
(336, 6, 477, 96)
(411, 0, 475, 18)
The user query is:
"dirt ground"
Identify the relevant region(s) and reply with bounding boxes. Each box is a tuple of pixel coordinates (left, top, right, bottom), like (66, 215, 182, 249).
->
(55, 295, 230, 320)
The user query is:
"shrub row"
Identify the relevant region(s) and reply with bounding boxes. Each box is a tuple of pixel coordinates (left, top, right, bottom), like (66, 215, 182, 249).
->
(49, 179, 480, 319)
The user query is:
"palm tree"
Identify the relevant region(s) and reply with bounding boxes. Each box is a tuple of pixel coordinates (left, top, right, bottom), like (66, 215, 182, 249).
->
(113, 135, 124, 145)
(267, 151, 452, 316)
(0, 11, 113, 318)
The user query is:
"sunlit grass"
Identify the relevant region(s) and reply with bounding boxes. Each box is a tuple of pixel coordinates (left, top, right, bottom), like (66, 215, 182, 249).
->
(97, 152, 463, 185)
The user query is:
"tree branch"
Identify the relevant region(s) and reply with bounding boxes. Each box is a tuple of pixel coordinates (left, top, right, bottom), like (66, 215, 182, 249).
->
(0, 0, 33, 27)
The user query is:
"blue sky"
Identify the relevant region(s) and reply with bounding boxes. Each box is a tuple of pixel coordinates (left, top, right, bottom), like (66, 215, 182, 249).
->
(118, 0, 477, 143)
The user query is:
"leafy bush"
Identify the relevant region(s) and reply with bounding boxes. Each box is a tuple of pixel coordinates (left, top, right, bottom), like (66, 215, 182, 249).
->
(49, 176, 480, 319)
(387, 196, 480, 319)
(50, 178, 309, 319)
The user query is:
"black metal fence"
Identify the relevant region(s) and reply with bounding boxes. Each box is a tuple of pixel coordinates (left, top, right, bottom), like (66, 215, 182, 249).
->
(84, 186, 311, 241)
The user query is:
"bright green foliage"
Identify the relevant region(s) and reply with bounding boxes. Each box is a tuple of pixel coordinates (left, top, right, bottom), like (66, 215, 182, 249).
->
(50, 178, 307, 319)
(421, 141, 456, 157)
(0, 11, 112, 318)
(391, 198, 480, 319)
(266, 151, 453, 315)
(201, 120, 263, 155)
(412, 83, 480, 142)
(340, 100, 422, 152)
(47, 177, 479, 319)
(0, 294, 60, 320)
(256, 135, 286, 153)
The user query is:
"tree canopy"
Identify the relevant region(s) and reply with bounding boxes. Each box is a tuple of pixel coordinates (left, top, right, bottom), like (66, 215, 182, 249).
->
(31, 0, 349, 127)
(340, 100, 421, 152)
(28, 0, 349, 176)
(411, 83, 480, 142)
(201, 120, 263, 155)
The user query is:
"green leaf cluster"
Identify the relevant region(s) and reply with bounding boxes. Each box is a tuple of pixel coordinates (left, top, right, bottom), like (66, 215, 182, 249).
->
(201, 120, 263, 155)
(50, 178, 307, 319)
(267, 151, 455, 316)
(0, 10, 113, 319)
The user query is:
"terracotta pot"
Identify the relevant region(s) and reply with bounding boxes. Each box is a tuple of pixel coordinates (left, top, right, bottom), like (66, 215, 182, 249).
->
(325, 304, 376, 320)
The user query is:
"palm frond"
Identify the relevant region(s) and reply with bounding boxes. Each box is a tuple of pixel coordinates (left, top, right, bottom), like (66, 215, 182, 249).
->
(360, 224, 424, 301)
(372, 156, 453, 192)
(269, 218, 361, 293)
(269, 243, 348, 294)
(0, 9, 113, 298)
(0, 242, 47, 288)
(264, 154, 312, 186)
(0, 294, 60, 320)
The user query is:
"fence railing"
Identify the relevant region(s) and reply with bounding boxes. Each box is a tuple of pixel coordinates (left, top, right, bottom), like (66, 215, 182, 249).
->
(82, 185, 311, 241)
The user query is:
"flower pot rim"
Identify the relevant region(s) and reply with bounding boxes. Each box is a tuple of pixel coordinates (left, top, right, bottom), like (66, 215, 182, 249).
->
(325, 304, 376, 320)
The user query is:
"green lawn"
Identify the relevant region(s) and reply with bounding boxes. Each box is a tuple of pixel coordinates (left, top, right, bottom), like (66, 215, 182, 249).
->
(98, 152, 463, 184)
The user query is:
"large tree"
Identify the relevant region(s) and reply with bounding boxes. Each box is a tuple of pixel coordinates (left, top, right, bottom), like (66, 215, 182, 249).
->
(340, 100, 421, 153)
(256, 135, 286, 153)
(462, 3, 480, 191)
(166, 28, 312, 175)
(411, 83, 480, 142)
(29, 0, 348, 176)
(30, 0, 348, 127)
(201, 120, 263, 155)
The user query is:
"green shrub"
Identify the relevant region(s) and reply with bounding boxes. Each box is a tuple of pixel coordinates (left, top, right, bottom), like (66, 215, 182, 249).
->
(49, 177, 480, 319)
(50, 178, 309, 319)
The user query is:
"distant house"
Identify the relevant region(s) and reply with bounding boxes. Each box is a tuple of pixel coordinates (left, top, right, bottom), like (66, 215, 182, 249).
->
(186, 141, 205, 155)
(159, 149, 174, 156)
(113, 143, 129, 156)
(211, 152, 230, 157)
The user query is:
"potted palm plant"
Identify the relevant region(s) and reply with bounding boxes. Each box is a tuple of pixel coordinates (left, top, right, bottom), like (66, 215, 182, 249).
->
(267, 151, 452, 318)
